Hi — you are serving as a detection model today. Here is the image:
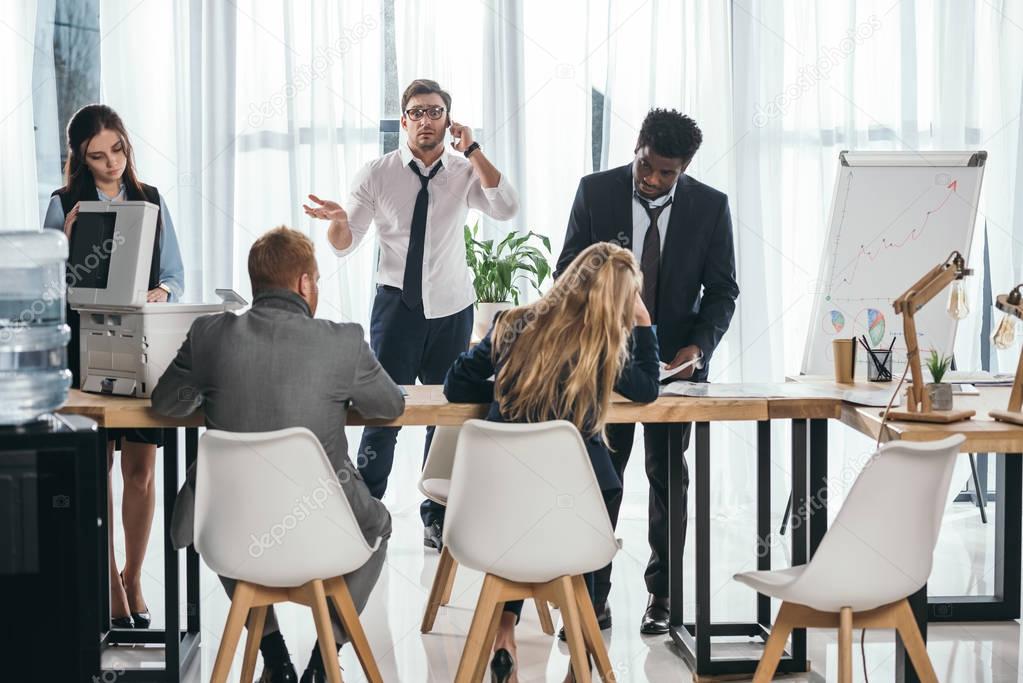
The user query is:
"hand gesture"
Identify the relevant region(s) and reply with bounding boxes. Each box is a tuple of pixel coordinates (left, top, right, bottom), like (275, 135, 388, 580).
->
(448, 120, 474, 152)
(634, 293, 652, 327)
(303, 194, 348, 225)
(63, 202, 80, 240)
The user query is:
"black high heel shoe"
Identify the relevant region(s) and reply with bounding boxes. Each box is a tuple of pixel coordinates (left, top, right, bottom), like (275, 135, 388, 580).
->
(110, 615, 134, 629)
(121, 572, 151, 628)
(490, 648, 515, 683)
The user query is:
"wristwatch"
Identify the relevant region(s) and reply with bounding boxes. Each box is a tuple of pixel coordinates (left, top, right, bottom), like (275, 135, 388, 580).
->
(463, 141, 480, 158)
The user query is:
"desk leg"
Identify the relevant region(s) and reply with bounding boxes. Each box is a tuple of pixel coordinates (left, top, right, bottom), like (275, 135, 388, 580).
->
(668, 422, 687, 627)
(929, 452, 1022, 621)
(790, 419, 808, 665)
(694, 422, 711, 668)
(98, 427, 111, 632)
(186, 428, 201, 636)
(896, 585, 927, 683)
(995, 453, 1022, 618)
(756, 421, 771, 628)
(163, 427, 181, 681)
(809, 419, 828, 557)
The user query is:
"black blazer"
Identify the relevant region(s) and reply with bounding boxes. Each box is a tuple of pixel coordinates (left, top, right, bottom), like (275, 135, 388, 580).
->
(556, 164, 739, 380)
(443, 324, 661, 493)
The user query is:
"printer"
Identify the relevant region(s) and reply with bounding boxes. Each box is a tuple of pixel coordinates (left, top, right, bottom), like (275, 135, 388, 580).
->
(68, 200, 246, 397)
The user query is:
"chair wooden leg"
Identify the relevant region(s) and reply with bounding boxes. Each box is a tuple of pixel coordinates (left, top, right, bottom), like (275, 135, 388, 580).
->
(309, 580, 343, 683)
(240, 604, 268, 683)
(441, 552, 459, 606)
(571, 575, 615, 683)
(210, 581, 255, 683)
(422, 547, 458, 633)
(454, 574, 504, 683)
(556, 576, 592, 683)
(893, 599, 939, 683)
(838, 607, 853, 683)
(753, 601, 796, 683)
(536, 597, 555, 636)
(328, 578, 384, 683)
(471, 597, 506, 683)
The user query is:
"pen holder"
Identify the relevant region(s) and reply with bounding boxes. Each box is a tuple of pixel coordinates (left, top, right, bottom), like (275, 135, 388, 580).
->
(866, 348, 893, 382)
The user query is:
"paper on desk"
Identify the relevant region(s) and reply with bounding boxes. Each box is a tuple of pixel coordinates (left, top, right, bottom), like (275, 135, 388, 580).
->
(944, 370, 1013, 386)
(659, 356, 703, 382)
(660, 382, 900, 407)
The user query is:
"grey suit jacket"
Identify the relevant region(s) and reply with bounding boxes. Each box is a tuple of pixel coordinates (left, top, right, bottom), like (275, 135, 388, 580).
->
(151, 288, 405, 550)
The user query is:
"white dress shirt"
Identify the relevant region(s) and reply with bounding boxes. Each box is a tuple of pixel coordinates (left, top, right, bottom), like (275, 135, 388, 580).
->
(335, 143, 520, 319)
(631, 184, 675, 261)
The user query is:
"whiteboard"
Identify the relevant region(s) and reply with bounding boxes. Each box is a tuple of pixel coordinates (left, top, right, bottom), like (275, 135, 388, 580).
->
(801, 151, 987, 376)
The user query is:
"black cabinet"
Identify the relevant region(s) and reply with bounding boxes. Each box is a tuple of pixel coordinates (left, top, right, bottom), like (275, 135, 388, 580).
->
(0, 414, 103, 682)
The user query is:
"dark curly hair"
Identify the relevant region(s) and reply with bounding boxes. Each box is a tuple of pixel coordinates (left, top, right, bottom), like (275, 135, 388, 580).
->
(635, 108, 703, 161)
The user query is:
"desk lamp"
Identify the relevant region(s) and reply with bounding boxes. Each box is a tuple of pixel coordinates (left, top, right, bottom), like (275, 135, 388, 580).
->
(990, 285, 1023, 425)
(887, 250, 976, 423)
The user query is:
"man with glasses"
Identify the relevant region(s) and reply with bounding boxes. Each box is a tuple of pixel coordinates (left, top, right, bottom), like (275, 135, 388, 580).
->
(304, 79, 519, 551)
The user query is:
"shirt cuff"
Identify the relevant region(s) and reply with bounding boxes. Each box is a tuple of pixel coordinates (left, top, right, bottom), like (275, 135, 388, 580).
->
(482, 174, 510, 201)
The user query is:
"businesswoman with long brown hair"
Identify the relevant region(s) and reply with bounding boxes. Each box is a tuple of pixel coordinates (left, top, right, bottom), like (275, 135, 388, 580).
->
(44, 104, 184, 630)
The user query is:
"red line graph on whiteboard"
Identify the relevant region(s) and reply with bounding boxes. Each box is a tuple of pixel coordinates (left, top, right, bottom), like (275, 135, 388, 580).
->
(826, 179, 959, 296)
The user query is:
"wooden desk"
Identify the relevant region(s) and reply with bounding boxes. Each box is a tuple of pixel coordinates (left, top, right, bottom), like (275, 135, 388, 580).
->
(72, 385, 983, 683)
(62, 388, 789, 681)
(61, 387, 768, 427)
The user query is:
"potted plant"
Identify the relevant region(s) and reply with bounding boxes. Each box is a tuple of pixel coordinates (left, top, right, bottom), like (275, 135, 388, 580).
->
(464, 222, 551, 339)
(925, 349, 953, 410)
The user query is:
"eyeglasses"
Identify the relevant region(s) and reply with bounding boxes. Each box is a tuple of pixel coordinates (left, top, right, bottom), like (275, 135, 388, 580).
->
(404, 106, 446, 121)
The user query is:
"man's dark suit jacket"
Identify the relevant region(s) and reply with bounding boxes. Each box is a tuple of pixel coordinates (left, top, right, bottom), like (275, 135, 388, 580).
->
(556, 164, 739, 380)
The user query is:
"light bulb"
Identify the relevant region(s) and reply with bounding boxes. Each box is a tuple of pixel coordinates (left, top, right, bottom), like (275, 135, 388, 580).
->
(993, 312, 1017, 350)
(947, 280, 970, 320)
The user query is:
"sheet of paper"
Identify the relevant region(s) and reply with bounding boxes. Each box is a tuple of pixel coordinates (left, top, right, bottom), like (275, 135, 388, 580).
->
(659, 356, 703, 383)
(659, 381, 900, 407)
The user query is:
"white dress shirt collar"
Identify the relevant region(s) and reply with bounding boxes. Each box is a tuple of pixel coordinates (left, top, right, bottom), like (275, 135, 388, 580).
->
(399, 141, 453, 173)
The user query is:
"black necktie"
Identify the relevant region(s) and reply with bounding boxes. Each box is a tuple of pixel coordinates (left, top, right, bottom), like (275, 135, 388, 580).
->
(637, 193, 671, 322)
(402, 159, 443, 309)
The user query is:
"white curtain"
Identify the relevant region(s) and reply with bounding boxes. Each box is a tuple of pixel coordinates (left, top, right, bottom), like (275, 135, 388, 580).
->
(2, 0, 41, 231)
(89, 0, 1023, 612)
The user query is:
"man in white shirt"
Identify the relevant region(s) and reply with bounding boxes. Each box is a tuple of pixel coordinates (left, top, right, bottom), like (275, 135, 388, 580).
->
(304, 79, 519, 550)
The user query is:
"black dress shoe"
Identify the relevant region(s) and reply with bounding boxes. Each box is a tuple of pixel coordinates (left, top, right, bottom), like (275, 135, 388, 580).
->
(490, 648, 515, 683)
(558, 601, 611, 641)
(257, 660, 298, 683)
(423, 520, 444, 551)
(640, 594, 670, 635)
(110, 616, 134, 629)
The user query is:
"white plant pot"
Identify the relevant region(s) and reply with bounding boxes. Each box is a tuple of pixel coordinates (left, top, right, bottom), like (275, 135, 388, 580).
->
(474, 301, 514, 340)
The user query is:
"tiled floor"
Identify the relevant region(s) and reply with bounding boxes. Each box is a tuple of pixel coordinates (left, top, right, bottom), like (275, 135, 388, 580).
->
(101, 425, 1022, 682)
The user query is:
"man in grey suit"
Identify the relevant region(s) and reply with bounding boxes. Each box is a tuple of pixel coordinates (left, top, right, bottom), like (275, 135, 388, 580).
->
(152, 226, 404, 683)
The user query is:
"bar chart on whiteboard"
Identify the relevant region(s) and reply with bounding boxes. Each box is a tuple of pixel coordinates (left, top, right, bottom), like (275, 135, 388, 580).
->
(801, 151, 986, 377)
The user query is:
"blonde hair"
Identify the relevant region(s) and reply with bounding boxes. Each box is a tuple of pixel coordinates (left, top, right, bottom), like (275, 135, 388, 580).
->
(492, 242, 642, 439)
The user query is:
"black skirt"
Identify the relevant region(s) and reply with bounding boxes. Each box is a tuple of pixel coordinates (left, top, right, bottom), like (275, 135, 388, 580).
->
(107, 428, 165, 448)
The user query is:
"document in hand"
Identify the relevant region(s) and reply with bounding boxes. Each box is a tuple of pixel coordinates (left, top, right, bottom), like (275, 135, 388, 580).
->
(659, 355, 704, 383)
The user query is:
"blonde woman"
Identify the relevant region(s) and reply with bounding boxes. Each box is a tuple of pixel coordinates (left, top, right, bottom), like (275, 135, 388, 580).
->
(443, 242, 660, 683)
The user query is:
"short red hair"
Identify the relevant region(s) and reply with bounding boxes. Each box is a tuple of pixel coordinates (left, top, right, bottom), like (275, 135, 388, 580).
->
(247, 226, 317, 292)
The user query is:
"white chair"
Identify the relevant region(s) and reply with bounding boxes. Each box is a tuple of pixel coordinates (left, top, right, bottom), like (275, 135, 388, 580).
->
(445, 420, 620, 683)
(419, 425, 555, 636)
(735, 434, 966, 683)
(195, 428, 384, 683)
